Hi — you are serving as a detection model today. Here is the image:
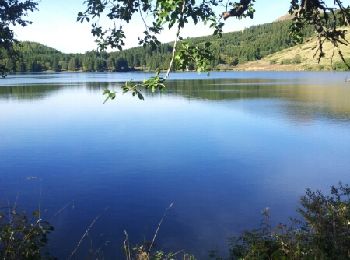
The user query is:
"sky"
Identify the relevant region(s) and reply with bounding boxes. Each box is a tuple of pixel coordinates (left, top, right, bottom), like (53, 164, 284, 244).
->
(12, 0, 295, 53)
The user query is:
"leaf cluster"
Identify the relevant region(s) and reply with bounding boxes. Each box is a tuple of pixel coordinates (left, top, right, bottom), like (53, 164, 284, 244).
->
(175, 42, 214, 72)
(104, 72, 166, 102)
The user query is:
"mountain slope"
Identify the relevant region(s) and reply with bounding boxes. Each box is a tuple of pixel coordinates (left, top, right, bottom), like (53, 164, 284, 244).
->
(235, 28, 350, 71)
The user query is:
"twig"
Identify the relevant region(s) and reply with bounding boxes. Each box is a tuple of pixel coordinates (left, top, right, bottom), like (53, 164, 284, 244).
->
(68, 211, 104, 259)
(172, 249, 184, 257)
(13, 193, 19, 212)
(138, 0, 150, 33)
(148, 202, 174, 253)
(7, 199, 11, 223)
(38, 178, 43, 220)
(165, 1, 186, 79)
(52, 200, 75, 219)
(123, 230, 131, 260)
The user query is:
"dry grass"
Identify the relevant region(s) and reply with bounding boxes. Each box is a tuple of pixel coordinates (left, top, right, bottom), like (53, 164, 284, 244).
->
(235, 27, 350, 71)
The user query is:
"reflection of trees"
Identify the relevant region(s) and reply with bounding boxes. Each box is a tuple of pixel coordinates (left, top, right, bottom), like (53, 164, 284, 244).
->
(84, 82, 122, 91)
(1, 78, 350, 123)
(281, 86, 350, 123)
(166, 79, 283, 100)
(165, 80, 350, 122)
(0, 82, 124, 100)
(0, 85, 62, 100)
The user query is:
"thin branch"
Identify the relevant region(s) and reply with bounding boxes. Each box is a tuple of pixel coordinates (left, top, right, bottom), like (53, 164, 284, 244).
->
(68, 209, 107, 259)
(38, 179, 42, 220)
(123, 230, 131, 260)
(51, 200, 75, 219)
(222, 0, 253, 20)
(331, 47, 335, 67)
(138, 0, 150, 32)
(165, 1, 186, 79)
(148, 202, 174, 253)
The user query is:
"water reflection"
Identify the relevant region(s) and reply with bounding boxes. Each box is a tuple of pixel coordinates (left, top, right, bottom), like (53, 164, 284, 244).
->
(1, 77, 350, 123)
(0, 85, 61, 100)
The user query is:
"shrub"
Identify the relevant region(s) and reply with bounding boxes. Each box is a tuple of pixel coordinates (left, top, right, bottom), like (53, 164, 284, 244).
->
(229, 183, 350, 259)
(292, 54, 302, 64)
(281, 59, 292, 65)
(0, 209, 53, 259)
(333, 59, 350, 71)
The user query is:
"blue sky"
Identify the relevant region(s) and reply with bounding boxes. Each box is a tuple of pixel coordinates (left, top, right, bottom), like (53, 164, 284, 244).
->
(13, 0, 297, 53)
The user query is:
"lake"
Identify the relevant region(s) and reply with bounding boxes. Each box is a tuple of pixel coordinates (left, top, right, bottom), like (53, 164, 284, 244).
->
(0, 71, 350, 259)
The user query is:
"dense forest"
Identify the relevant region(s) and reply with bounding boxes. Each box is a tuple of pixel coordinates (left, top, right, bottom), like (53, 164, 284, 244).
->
(0, 19, 314, 73)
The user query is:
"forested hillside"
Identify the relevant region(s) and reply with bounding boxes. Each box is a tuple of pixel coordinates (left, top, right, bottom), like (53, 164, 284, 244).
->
(1, 19, 314, 73)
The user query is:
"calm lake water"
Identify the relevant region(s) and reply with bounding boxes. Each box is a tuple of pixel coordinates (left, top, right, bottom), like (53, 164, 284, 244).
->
(0, 71, 350, 258)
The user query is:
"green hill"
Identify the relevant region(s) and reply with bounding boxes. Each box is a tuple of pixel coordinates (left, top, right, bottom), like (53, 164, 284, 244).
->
(0, 20, 317, 73)
(114, 19, 314, 70)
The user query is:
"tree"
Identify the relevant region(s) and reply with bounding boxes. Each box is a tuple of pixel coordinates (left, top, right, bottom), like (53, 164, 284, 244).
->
(78, 0, 350, 102)
(115, 57, 129, 71)
(51, 57, 60, 71)
(68, 57, 78, 71)
(0, 0, 38, 76)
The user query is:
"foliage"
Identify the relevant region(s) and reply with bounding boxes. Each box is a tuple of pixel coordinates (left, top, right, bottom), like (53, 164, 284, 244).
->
(281, 54, 302, 65)
(123, 242, 196, 260)
(229, 183, 350, 259)
(333, 58, 350, 71)
(0, 208, 54, 259)
(103, 72, 165, 102)
(175, 42, 213, 72)
(0, 0, 38, 77)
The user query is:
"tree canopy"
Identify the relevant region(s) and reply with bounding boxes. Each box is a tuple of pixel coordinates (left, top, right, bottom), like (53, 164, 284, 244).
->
(0, 0, 38, 76)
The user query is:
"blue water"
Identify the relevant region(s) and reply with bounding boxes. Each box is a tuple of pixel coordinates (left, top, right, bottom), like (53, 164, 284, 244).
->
(0, 72, 350, 258)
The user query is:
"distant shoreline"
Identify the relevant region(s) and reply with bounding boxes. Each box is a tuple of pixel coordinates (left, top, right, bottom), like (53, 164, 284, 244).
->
(5, 66, 348, 75)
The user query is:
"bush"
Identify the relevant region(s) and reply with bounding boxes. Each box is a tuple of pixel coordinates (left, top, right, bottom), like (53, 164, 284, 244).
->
(281, 54, 302, 65)
(333, 59, 350, 71)
(229, 183, 350, 259)
(292, 54, 302, 64)
(0, 209, 53, 259)
(281, 59, 292, 65)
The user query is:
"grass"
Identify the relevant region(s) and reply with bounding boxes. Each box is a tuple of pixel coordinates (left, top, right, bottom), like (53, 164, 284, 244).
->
(235, 28, 350, 71)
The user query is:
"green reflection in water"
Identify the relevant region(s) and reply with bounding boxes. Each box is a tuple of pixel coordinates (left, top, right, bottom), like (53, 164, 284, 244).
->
(1, 78, 350, 122)
(0, 85, 61, 100)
